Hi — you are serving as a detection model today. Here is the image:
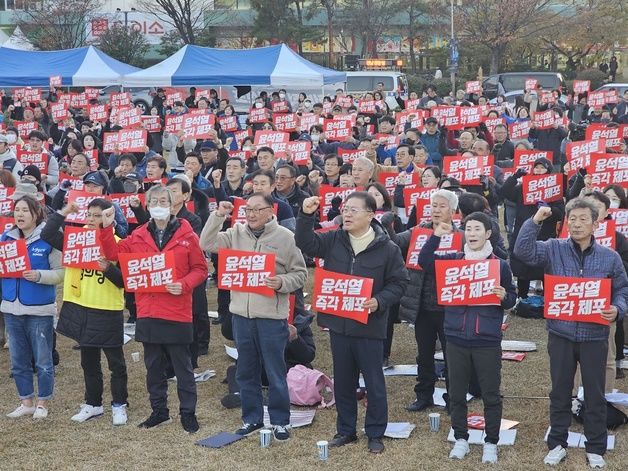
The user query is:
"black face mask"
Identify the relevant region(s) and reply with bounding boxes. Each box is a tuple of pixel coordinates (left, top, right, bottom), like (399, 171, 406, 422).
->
(406, 138, 415, 145)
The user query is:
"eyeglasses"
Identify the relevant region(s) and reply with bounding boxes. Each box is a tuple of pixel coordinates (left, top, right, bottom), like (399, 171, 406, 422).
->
(148, 199, 170, 207)
(341, 206, 372, 215)
(244, 207, 271, 215)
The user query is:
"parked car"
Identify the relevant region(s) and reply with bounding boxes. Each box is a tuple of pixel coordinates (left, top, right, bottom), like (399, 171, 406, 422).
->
(489, 90, 568, 106)
(482, 72, 565, 99)
(99, 85, 156, 114)
(594, 83, 628, 96)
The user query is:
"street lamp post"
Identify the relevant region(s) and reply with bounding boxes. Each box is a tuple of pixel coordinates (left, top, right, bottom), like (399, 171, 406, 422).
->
(116, 7, 136, 28)
(449, 0, 457, 95)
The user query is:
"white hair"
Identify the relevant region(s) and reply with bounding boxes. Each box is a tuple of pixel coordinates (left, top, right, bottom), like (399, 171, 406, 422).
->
(430, 189, 458, 211)
(353, 156, 375, 172)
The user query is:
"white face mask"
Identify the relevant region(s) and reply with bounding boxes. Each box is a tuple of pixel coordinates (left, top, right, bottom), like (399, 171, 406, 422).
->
(149, 206, 171, 220)
(311, 134, 320, 143)
(255, 102, 263, 109)
(304, 101, 312, 110)
(6, 134, 17, 145)
(279, 93, 286, 99)
(610, 200, 620, 209)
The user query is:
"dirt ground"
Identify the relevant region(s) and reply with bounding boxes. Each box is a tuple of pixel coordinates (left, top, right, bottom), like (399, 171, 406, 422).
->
(0, 281, 626, 471)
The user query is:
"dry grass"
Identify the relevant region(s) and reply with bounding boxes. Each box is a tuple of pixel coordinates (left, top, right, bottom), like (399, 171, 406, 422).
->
(0, 280, 626, 471)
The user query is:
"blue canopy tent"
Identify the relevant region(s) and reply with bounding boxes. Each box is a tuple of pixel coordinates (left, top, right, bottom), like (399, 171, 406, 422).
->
(0, 46, 139, 87)
(121, 44, 346, 88)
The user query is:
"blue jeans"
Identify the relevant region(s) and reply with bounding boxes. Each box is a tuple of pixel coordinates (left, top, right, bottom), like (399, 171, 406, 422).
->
(232, 315, 290, 426)
(4, 314, 55, 400)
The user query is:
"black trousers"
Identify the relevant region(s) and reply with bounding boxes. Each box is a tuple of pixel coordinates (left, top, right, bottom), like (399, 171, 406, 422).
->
(143, 342, 196, 416)
(547, 333, 608, 455)
(414, 309, 448, 401)
(384, 302, 400, 359)
(80, 346, 128, 407)
(192, 282, 209, 353)
(330, 331, 387, 439)
(448, 343, 502, 444)
(615, 321, 625, 361)
(125, 292, 137, 323)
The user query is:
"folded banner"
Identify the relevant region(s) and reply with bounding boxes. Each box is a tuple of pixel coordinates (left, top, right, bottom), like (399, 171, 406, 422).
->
(119, 252, 176, 293)
(544, 275, 610, 325)
(435, 259, 501, 305)
(217, 248, 276, 297)
(312, 267, 374, 324)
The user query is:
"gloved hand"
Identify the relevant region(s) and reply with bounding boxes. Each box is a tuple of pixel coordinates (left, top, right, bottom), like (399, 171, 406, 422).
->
(578, 167, 587, 177)
(514, 168, 528, 179)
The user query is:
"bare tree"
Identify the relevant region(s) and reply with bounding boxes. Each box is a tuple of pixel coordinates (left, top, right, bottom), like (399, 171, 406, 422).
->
(137, 0, 231, 45)
(92, 26, 150, 67)
(17, 0, 102, 50)
(320, 0, 338, 67)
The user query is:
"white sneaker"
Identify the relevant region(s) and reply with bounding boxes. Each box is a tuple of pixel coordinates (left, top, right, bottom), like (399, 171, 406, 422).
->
(71, 404, 104, 423)
(7, 404, 36, 418)
(544, 445, 567, 465)
(32, 406, 48, 420)
(482, 443, 498, 464)
(449, 439, 470, 459)
(112, 404, 128, 426)
(586, 453, 605, 468)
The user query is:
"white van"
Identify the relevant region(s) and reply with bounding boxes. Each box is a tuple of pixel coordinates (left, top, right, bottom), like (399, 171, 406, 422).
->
(346, 71, 408, 110)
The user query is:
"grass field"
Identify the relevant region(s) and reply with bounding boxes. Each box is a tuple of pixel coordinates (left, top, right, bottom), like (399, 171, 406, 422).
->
(0, 282, 626, 471)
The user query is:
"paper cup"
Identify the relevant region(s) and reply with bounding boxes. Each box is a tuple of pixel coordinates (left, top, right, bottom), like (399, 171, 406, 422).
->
(131, 352, 140, 363)
(260, 429, 271, 448)
(429, 412, 441, 432)
(317, 440, 329, 460)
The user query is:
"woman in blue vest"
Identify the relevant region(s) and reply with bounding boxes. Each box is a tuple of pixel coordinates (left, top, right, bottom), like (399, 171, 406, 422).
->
(2, 195, 64, 420)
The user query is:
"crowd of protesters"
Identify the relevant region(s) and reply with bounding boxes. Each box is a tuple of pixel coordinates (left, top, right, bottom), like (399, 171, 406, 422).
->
(0, 74, 627, 468)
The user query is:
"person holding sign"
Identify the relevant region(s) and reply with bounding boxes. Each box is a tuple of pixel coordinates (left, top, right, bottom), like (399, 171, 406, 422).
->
(514, 198, 628, 468)
(200, 193, 307, 442)
(417, 213, 516, 463)
(296, 192, 408, 454)
(100, 185, 208, 434)
(41, 198, 129, 426)
(2, 196, 64, 420)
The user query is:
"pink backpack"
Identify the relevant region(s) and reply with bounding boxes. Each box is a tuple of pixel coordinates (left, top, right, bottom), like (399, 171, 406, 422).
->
(287, 365, 335, 408)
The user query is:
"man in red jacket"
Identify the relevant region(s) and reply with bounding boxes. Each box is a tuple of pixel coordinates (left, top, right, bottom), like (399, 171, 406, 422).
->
(100, 185, 208, 433)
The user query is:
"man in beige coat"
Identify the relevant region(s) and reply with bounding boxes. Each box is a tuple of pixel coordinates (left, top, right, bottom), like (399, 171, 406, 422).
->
(200, 192, 307, 442)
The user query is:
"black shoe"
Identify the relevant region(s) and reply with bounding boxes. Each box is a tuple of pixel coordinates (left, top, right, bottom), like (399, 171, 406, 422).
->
(235, 422, 264, 436)
(272, 425, 291, 441)
(52, 350, 60, 366)
(220, 393, 242, 410)
(383, 357, 390, 368)
(181, 413, 199, 433)
(617, 367, 625, 379)
(368, 437, 385, 454)
(329, 433, 358, 447)
(405, 398, 434, 412)
(198, 348, 208, 356)
(211, 318, 223, 325)
(72, 344, 81, 351)
(138, 413, 171, 428)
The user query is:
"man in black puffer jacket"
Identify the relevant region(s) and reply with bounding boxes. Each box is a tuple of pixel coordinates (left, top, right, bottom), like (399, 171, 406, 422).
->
(296, 191, 408, 455)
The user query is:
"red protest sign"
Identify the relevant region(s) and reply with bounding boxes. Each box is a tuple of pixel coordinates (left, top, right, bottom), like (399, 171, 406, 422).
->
(338, 148, 367, 164)
(182, 113, 216, 140)
(271, 100, 290, 114)
(403, 186, 436, 218)
(286, 140, 311, 165)
(375, 133, 399, 151)
(16, 150, 48, 175)
(228, 150, 252, 161)
(102, 132, 119, 153)
(459, 106, 483, 127)
(88, 104, 109, 123)
(217, 248, 277, 297)
(70, 93, 89, 109)
(587, 91, 606, 109)
(108, 193, 145, 225)
(442, 154, 494, 185)
(65, 191, 99, 224)
(521, 173, 563, 204)
(483, 116, 506, 135)
(431, 106, 462, 129)
(610, 209, 628, 238)
(50, 103, 69, 123)
(62, 226, 102, 270)
(525, 78, 538, 91)
(84, 88, 100, 100)
(465, 81, 482, 94)
(165, 91, 184, 106)
(140, 116, 162, 133)
(323, 118, 352, 141)
(49, 75, 62, 88)
(586, 153, 628, 191)
(566, 139, 607, 177)
(395, 109, 424, 134)
(0, 239, 31, 278)
(573, 80, 590, 94)
(334, 96, 353, 108)
(358, 100, 379, 114)
(116, 107, 142, 128)
(57, 93, 74, 106)
(508, 120, 531, 140)
(233, 129, 251, 147)
(164, 114, 184, 133)
(377, 171, 400, 197)
(544, 275, 610, 325)
(117, 129, 147, 153)
(119, 252, 176, 293)
(406, 227, 462, 270)
(585, 124, 627, 152)
(14, 121, 38, 139)
(435, 259, 501, 305)
(319, 185, 358, 219)
(58, 174, 84, 192)
(0, 216, 14, 234)
(83, 150, 99, 171)
(532, 109, 558, 130)
(298, 113, 319, 132)
(110, 92, 131, 108)
(514, 149, 552, 173)
(218, 115, 238, 132)
(273, 113, 298, 132)
(254, 130, 289, 156)
(13, 87, 41, 104)
(312, 267, 374, 324)
(405, 98, 421, 110)
(249, 107, 270, 123)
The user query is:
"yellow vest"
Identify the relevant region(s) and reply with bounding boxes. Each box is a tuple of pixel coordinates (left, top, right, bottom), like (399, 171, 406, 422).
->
(62, 266, 125, 311)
